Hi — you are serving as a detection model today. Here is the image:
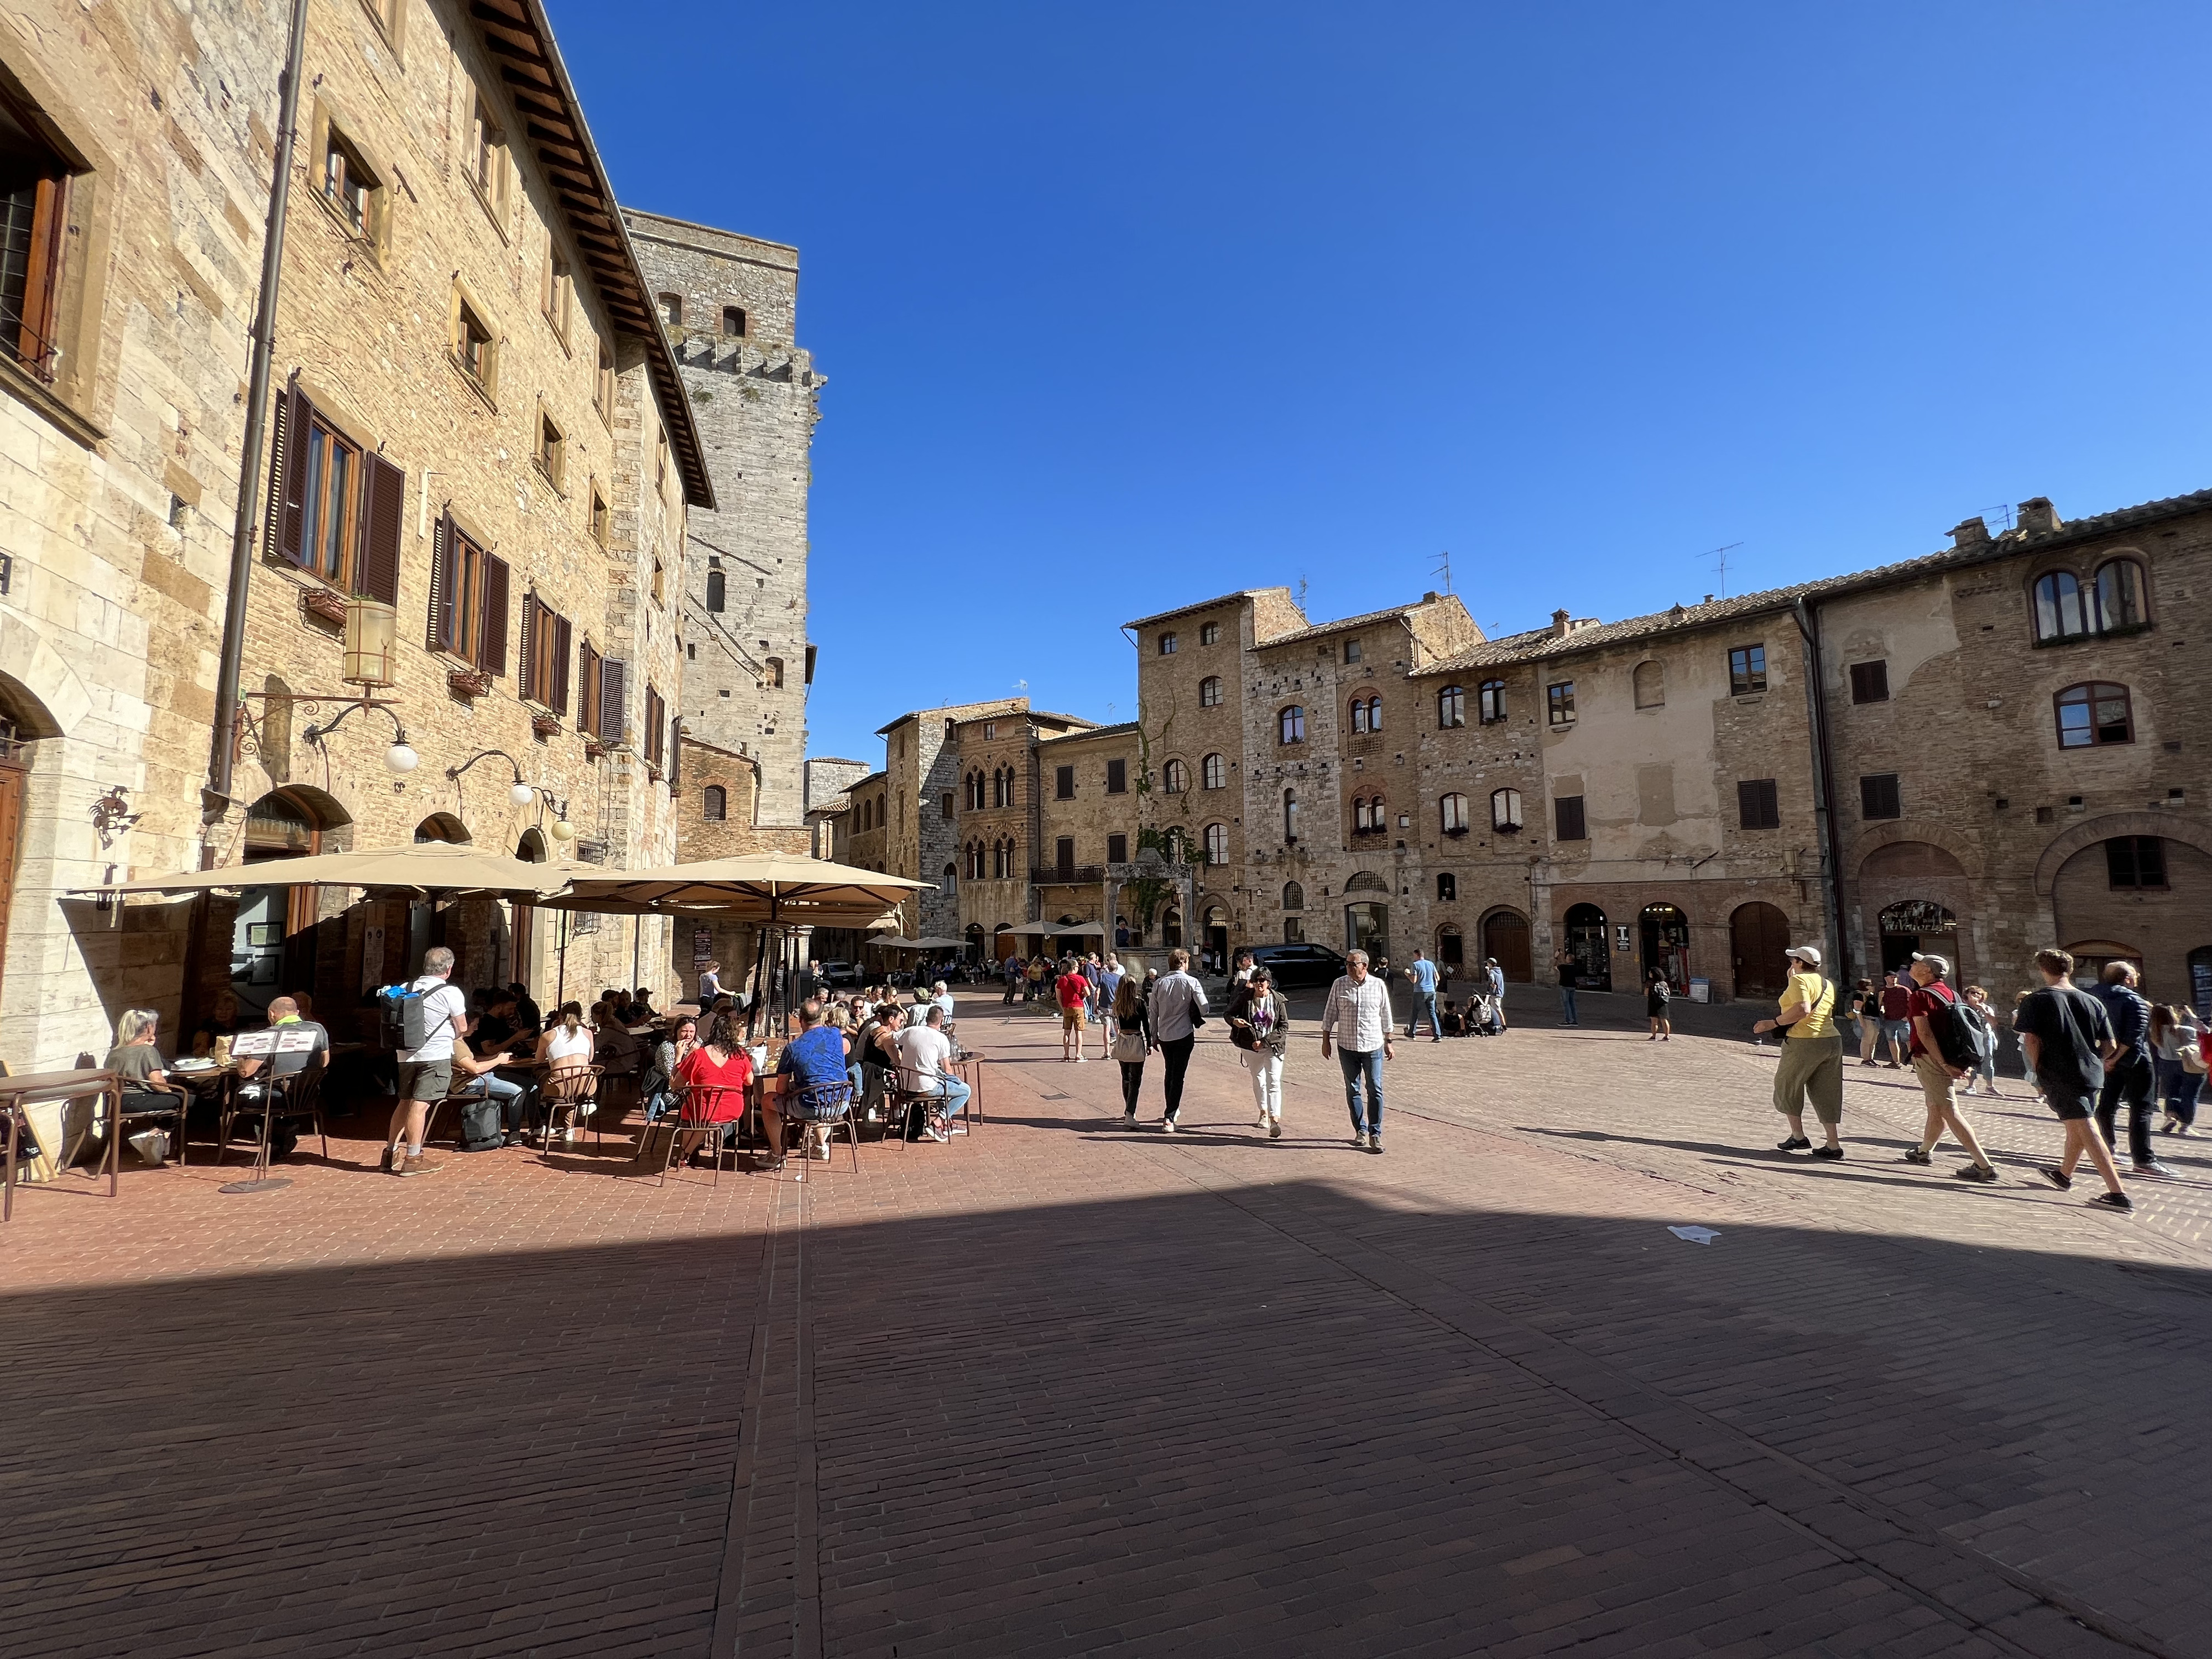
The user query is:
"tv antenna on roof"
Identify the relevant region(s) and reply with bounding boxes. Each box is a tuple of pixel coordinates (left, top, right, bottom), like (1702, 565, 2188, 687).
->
(1432, 550, 1453, 594)
(1709, 542, 1744, 598)
(1295, 575, 1308, 612)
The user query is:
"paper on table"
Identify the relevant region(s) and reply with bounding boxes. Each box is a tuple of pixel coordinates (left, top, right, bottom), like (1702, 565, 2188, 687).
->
(1667, 1225, 1721, 1245)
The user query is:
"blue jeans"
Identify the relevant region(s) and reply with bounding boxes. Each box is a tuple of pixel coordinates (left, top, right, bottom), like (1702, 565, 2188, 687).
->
(1410, 993, 1438, 1038)
(462, 1072, 530, 1131)
(1338, 1047, 1384, 1137)
(1559, 986, 1578, 1024)
(907, 1075, 970, 1137)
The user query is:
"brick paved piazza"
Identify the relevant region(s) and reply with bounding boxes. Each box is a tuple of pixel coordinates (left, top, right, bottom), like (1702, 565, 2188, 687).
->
(7, 988, 2211, 1658)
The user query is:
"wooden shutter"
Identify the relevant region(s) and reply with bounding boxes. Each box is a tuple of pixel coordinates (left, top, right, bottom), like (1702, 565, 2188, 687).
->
(425, 510, 455, 651)
(669, 716, 681, 789)
(268, 380, 309, 567)
(517, 595, 538, 701)
(550, 615, 572, 715)
(480, 555, 510, 674)
(576, 639, 599, 733)
(599, 658, 626, 743)
(357, 452, 405, 603)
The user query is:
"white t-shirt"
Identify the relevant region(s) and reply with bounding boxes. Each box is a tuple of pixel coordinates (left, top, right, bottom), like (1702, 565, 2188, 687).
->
(894, 1025, 952, 1086)
(400, 977, 469, 1063)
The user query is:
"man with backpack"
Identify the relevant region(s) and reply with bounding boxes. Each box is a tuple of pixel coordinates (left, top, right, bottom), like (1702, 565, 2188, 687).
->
(384, 946, 469, 1177)
(2088, 960, 2173, 1180)
(1901, 952, 1999, 1182)
(2015, 947, 2130, 1210)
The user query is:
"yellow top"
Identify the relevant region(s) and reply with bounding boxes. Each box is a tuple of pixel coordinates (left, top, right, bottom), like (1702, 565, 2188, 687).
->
(1782, 969, 1836, 1039)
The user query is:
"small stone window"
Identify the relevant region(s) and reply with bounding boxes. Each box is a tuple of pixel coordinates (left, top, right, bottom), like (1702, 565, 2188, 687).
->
(2056, 682, 2132, 749)
(658, 291, 683, 328)
(702, 784, 727, 822)
(1344, 638, 1362, 664)
(1859, 773, 1901, 821)
(1546, 682, 1574, 726)
(1204, 823, 1228, 864)
(1201, 753, 1225, 790)
(1437, 685, 1464, 728)
(1849, 660, 1888, 703)
(1633, 660, 1665, 709)
(1490, 787, 1522, 831)
(1200, 622, 1220, 645)
(1729, 645, 1767, 696)
(536, 412, 566, 489)
(764, 656, 784, 689)
(1157, 630, 1177, 655)
(1199, 676, 1222, 707)
(1279, 705, 1305, 744)
(1440, 792, 1469, 834)
(705, 569, 724, 612)
(1479, 680, 1506, 724)
(722, 305, 747, 338)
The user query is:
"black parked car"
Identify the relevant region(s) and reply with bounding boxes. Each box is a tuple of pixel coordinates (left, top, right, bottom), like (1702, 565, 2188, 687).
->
(1237, 942, 1350, 990)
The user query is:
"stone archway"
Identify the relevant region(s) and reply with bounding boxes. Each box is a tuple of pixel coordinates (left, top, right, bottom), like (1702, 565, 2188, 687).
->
(1853, 838, 1975, 986)
(2034, 812, 2212, 897)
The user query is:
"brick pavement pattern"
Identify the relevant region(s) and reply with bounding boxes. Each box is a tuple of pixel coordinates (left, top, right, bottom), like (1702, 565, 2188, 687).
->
(4, 988, 2210, 1656)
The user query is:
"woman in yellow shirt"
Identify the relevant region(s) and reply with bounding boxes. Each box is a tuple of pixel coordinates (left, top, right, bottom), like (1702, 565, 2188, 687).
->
(1754, 944, 1844, 1158)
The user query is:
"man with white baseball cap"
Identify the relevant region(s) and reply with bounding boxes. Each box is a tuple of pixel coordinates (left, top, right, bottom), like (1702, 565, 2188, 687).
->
(1755, 944, 1845, 1157)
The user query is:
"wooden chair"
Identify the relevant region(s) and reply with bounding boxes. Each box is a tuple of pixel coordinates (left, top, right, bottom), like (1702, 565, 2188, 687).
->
(539, 1065, 606, 1161)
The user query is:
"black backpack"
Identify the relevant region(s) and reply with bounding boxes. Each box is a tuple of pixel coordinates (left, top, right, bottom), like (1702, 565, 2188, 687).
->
(1928, 986, 1991, 1071)
(457, 1095, 504, 1151)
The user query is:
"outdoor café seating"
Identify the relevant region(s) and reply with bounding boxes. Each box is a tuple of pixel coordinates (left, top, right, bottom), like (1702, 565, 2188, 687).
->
(219, 1065, 330, 1170)
(539, 1064, 606, 1160)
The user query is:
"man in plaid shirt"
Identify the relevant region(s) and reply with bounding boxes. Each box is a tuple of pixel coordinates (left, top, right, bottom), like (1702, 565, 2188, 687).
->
(1321, 949, 1395, 1153)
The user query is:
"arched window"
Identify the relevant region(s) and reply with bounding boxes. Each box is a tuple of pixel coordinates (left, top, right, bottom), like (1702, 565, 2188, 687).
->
(1284, 787, 1300, 842)
(1282, 880, 1305, 911)
(1162, 757, 1189, 793)
(1354, 797, 1371, 832)
(1437, 872, 1457, 901)
(1366, 696, 1383, 731)
(942, 863, 957, 895)
(967, 842, 984, 880)
(1350, 697, 1369, 734)
(1199, 675, 1222, 707)
(1441, 792, 1469, 833)
(1437, 685, 1464, 728)
(1204, 822, 1228, 864)
(705, 570, 725, 612)
(1490, 787, 1523, 831)
(1279, 705, 1305, 743)
(858, 798, 871, 832)
(2094, 558, 2146, 632)
(1633, 660, 1665, 708)
(2033, 571, 2090, 643)
(1202, 753, 1225, 789)
(2056, 682, 2133, 748)
(702, 784, 727, 821)
(1478, 680, 1506, 724)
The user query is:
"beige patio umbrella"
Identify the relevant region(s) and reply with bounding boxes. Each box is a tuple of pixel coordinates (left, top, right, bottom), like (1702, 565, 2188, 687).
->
(539, 851, 926, 920)
(72, 841, 572, 900)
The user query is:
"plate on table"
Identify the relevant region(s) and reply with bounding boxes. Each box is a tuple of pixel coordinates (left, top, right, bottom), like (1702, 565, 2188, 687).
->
(172, 1059, 217, 1072)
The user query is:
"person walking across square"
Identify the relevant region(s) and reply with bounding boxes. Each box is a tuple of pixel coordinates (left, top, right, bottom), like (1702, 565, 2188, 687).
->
(1901, 953, 2000, 1182)
(2089, 960, 2173, 1178)
(1754, 945, 1844, 1159)
(1322, 949, 1395, 1152)
(1228, 967, 1290, 1138)
(1405, 949, 1441, 1041)
(1876, 972, 1912, 1067)
(1485, 958, 1508, 1032)
(1055, 956, 1091, 1062)
(2016, 947, 2130, 1211)
(1553, 948, 1579, 1026)
(1146, 950, 1208, 1131)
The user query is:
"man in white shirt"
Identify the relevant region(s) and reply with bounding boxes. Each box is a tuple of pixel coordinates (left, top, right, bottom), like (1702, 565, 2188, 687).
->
(1146, 948, 1209, 1131)
(1321, 948, 1395, 1153)
(893, 1006, 969, 1142)
(1485, 957, 1508, 1033)
(388, 946, 469, 1177)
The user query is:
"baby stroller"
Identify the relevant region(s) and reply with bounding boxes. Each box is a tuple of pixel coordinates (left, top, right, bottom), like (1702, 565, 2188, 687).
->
(1466, 991, 1504, 1036)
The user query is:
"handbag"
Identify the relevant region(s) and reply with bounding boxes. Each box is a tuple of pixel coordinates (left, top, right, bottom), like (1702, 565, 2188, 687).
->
(1229, 1019, 1258, 1052)
(1110, 1027, 1148, 1064)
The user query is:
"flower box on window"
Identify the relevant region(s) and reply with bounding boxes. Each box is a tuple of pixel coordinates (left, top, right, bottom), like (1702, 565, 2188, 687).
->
(531, 712, 562, 740)
(302, 586, 348, 627)
(446, 665, 493, 700)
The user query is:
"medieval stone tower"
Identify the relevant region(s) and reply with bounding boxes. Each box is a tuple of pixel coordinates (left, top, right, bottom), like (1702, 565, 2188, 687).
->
(622, 210, 821, 830)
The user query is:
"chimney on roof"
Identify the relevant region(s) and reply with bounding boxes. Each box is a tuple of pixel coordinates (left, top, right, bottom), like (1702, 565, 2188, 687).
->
(2016, 497, 2061, 535)
(1550, 607, 1571, 639)
(1422, 590, 1438, 604)
(1949, 517, 1990, 548)
(1703, 594, 1713, 605)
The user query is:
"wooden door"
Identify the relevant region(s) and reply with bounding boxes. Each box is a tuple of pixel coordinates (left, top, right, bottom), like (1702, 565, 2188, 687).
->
(1730, 902, 1792, 997)
(0, 760, 22, 970)
(1481, 910, 1531, 982)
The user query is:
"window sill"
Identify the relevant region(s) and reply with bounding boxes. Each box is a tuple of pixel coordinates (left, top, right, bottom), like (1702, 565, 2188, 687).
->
(469, 175, 509, 241)
(530, 712, 562, 741)
(533, 457, 566, 497)
(307, 186, 387, 265)
(0, 349, 102, 450)
(447, 353, 498, 413)
(301, 585, 349, 628)
(2034, 623, 2151, 648)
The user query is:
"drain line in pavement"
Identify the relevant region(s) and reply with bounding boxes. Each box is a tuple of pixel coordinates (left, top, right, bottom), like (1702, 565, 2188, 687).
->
(711, 1174, 796, 1658)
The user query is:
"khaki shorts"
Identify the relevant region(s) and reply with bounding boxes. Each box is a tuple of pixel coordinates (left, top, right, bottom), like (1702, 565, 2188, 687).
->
(1913, 1051, 1963, 1114)
(398, 1058, 453, 1103)
(1061, 1007, 1084, 1033)
(1773, 1034, 1844, 1125)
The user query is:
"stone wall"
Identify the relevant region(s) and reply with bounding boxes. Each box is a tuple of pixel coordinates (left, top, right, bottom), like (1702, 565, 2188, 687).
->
(624, 212, 816, 830)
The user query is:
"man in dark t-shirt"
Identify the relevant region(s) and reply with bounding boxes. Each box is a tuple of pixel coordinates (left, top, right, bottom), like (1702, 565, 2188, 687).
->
(2087, 960, 2167, 1177)
(2015, 947, 2128, 1210)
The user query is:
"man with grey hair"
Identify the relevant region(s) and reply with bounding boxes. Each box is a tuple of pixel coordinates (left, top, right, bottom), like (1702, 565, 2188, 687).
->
(1903, 952, 1999, 1182)
(386, 946, 468, 1176)
(1146, 948, 1209, 1130)
(1322, 948, 1394, 1152)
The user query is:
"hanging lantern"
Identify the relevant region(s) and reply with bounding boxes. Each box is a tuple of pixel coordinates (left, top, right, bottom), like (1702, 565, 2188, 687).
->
(343, 598, 398, 687)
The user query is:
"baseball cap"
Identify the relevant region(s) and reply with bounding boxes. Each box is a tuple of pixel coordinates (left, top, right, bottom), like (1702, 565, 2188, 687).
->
(1783, 945, 1822, 967)
(1911, 952, 1950, 976)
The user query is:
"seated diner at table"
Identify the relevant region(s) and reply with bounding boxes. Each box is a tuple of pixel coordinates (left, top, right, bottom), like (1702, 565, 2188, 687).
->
(645, 1014, 698, 1123)
(230, 995, 331, 1160)
(672, 1011, 755, 1166)
(622, 986, 659, 1023)
(779, 1000, 854, 1161)
(893, 1005, 968, 1142)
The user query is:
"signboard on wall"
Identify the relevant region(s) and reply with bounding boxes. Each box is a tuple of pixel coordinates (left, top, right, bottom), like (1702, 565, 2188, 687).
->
(693, 926, 713, 964)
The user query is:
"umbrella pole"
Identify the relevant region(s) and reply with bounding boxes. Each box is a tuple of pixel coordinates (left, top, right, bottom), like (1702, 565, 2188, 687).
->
(556, 908, 568, 1005)
(632, 915, 641, 1003)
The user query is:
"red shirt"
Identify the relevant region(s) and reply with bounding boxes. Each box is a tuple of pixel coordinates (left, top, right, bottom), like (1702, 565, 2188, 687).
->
(675, 1045, 754, 1122)
(1878, 984, 1913, 1021)
(1905, 980, 1953, 1058)
(1056, 972, 1090, 1011)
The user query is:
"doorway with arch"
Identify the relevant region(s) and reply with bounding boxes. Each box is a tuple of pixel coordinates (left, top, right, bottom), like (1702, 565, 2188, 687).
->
(1479, 908, 1531, 982)
(1638, 903, 1690, 992)
(1730, 901, 1792, 998)
(1562, 902, 1610, 990)
(1879, 899, 1955, 974)
(1344, 871, 1390, 962)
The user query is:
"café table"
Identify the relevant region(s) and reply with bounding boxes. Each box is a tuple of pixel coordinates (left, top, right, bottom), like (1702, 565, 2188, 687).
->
(948, 1050, 984, 1133)
(0, 1067, 122, 1217)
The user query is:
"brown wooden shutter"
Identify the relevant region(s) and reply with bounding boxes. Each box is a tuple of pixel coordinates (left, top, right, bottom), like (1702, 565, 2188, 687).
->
(425, 510, 455, 651)
(669, 717, 681, 789)
(550, 615, 572, 716)
(480, 555, 510, 674)
(517, 594, 537, 700)
(268, 380, 309, 567)
(599, 658, 626, 743)
(357, 452, 405, 603)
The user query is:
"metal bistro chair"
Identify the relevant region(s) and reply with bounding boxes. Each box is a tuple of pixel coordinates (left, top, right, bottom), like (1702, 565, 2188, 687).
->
(783, 1077, 861, 1174)
(650, 1082, 747, 1188)
(539, 1065, 606, 1162)
(218, 1063, 329, 1171)
(886, 1064, 956, 1150)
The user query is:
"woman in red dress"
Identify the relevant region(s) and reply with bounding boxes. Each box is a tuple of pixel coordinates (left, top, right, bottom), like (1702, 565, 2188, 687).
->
(674, 1012, 757, 1167)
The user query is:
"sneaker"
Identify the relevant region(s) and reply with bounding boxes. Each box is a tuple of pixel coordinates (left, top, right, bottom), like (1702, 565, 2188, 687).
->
(1162, 1118, 1177, 1134)
(1121, 1112, 1138, 1129)
(401, 1152, 441, 1177)
(2133, 1161, 2177, 1179)
(924, 1126, 950, 1144)
(2090, 1191, 2134, 1213)
(2038, 1166, 2073, 1191)
(1074, 1055, 1086, 1064)
(1368, 1138, 1384, 1155)
(1953, 1163, 1999, 1183)
(1256, 1110, 1270, 1128)
(1810, 1145, 1845, 1161)
(1354, 1130, 1370, 1150)
(1901, 1146, 1933, 1166)
(2161, 1116, 2183, 1135)
(1269, 1118, 1282, 1140)
(1776, 1135, 1812, 1152)
(1859, 1059, 1879, 1068)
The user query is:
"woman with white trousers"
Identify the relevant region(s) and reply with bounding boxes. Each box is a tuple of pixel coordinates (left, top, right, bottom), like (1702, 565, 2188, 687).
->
(1228, 968, 1291, 1139)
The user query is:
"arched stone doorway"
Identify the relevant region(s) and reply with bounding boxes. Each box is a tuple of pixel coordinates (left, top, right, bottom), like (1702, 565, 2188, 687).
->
(1730, 901, 1792, 998)
(1202, 905, 1229, 974)
(964, 921, 984, 961)
(1856, 840, 1971, 983)
(2051, 832, 2212, 1005)
(1436, 924, 1463, 971)
(1639, 902, 1690, 991)
(1563, 902, 1610, 991)
(414, 812, 470, 844)
(1480, 907, 1531, 982)
(1344, 870, 1389, 962)
(1879, 899, 1956, 974)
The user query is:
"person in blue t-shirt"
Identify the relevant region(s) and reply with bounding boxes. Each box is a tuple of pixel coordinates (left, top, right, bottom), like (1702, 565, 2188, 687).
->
(779, 1001, 855, 1162)
(1404, 950, 1441, 1042)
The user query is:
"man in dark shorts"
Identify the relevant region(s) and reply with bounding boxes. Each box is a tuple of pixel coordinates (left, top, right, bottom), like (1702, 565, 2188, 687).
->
(2015, 947, 2128, 1212)
(2089, 959, 2172, 1179)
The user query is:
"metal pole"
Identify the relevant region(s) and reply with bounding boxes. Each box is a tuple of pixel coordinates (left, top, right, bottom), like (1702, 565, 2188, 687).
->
(208, 0, 313, 807)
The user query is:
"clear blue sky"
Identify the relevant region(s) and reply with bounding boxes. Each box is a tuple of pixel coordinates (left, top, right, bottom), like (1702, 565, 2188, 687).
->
(551, 1, 2212, 766)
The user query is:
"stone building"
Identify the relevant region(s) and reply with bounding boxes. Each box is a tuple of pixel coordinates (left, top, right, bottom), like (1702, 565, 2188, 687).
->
(1029, 720, 1141, 953)
(667, 732, 811, 994)
(0, 0, 715, 1066)
(624, 211, 817, 833)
